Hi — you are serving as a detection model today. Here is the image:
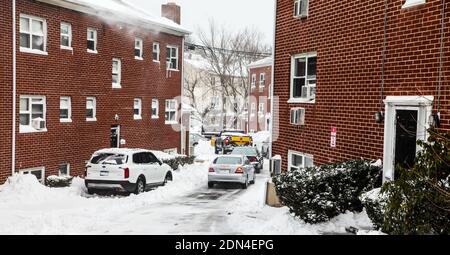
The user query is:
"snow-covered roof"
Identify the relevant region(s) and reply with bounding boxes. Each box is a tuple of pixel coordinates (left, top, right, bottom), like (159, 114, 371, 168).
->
(247, 56, 273, 69)
(184, 53, 210, 70)
(37, 0, 191, 36)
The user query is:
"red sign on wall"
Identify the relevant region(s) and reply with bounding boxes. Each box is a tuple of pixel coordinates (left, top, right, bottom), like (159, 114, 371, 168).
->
(331, 127, 337, 148)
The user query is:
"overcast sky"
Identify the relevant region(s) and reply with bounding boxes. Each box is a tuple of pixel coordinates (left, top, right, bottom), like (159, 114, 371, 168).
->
(127, 0, 275, 45)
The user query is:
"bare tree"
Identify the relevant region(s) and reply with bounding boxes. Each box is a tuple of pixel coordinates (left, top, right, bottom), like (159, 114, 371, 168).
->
(197, 20, 271, 129)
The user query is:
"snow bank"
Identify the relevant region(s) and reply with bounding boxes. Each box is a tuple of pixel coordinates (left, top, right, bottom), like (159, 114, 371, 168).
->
(250, 131, 271, 152)
(0, 162, 208, 234)
(194, 140, 216, 162)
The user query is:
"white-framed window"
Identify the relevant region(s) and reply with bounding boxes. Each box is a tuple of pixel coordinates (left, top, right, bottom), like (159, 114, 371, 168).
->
(288, 150, 313, 171)
(251, 74, 256, 89)
(166, 46, 179, 70)
(402, 0, 426, 9)
(251, 103, 256, 116)
(20, 14, 47, 54)
(153, 42, 160, 62)
(19, 167, 45, 184)
(19, 95, 46, 133)
(259, 73, 266, 88)
(164, 148, 178, 155)
(165, 99, 177, 124)
(135, 38, 143, 60)
(112, 58, 121, 88)
(59, 163, 70, 176)
(258, 103, 265, 114)
(60, 96, 72, 122)
(134, 98, 142, 120)
(60, 22, 72, 50)
(290, 53, 317, 103)
(87, 28, 97, 53)
(86, 97, 97, 121)
(294, 0, 309, 18)
(211, 96, 220, 109)
(152, 99, 159, 118)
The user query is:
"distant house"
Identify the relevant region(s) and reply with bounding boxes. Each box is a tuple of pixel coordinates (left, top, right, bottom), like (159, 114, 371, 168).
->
(184, 50, 249, 132)
(272, 0, 449, 181)
(0, 0, 191, 184)
(247, 57, 272, 133)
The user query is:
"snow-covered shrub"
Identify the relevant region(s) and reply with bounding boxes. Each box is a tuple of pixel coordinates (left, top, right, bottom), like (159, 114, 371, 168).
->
(381, 128, 450, 235)
(360, 188, 386, 230)
(46, 175, 74, 188)
(273, 159, 382, 224)
(163, 155, 196, 170)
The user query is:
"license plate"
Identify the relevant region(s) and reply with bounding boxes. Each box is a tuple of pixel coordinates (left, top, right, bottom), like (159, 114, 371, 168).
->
(100, 171, 109, 176)
(219, 169, 229, 174)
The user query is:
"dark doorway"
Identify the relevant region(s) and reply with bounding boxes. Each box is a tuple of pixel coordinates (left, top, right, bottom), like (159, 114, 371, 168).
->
(111, 125, 120, 148)
(394, 110, 418, 178)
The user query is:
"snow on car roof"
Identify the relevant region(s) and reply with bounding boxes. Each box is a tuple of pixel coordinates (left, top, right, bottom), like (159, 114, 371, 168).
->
(221, 132, 250, 137)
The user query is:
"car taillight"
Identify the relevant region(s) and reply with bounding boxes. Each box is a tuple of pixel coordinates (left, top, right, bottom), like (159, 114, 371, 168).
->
(208, 167, 215, 172)
(235, 167, 244, 174)
(124, 168, 130, 179)
(225, 138, 229, 145)
(249, 156, 257, 162)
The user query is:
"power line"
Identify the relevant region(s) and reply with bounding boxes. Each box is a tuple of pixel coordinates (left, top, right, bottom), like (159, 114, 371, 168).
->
(185, 42, 271, 58)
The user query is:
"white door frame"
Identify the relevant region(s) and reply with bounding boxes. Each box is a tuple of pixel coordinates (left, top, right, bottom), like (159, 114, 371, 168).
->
(382, 96, 433, 182)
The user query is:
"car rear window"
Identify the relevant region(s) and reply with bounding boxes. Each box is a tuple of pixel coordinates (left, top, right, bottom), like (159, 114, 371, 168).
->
(214, 157, 242, 165)
(90, 153, 127, 165)
(231, 147, 258, 156)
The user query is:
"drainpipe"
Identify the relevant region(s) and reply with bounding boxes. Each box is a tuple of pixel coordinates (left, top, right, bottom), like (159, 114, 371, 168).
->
(12, 0, 17, 177)
(269, 0, 277, 159)
(181, 36, 186, 155)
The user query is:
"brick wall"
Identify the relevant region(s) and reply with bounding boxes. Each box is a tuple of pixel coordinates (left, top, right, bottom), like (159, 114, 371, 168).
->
(248, 65, 272, 132)
(273, 0, 450, 170)
(0, 0, 185, 183)
(0, 2, 13, 182)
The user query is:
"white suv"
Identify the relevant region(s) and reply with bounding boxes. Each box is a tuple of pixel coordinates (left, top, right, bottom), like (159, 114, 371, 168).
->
(84, 148, 173, 194)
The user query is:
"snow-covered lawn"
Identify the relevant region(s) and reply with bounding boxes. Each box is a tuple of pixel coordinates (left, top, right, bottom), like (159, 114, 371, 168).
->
(0, 141, 382, 235)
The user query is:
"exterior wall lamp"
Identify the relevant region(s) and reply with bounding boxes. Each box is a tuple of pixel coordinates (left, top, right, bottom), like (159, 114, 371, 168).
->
(375, 111, 384, 123)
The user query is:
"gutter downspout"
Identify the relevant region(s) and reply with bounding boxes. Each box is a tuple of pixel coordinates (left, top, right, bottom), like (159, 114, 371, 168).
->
(181, 36, 186, 155)
(12, 0, 17, 177)
(269, 0, 277, 159)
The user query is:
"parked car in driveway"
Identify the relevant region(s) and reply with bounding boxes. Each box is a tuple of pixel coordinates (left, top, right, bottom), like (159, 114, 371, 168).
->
(230, 146, 264, 174)
(85, 148, 173, 195)
(208, 155, 256, 189)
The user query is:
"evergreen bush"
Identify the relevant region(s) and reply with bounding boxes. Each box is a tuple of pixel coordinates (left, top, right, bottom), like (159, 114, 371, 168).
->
(273, 159, 382, 224)
(163, 155, 196, 170)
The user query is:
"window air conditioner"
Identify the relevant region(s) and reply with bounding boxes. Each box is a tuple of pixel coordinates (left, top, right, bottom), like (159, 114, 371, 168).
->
(32, 118, 46, 130)
(270, 155, 282, 176)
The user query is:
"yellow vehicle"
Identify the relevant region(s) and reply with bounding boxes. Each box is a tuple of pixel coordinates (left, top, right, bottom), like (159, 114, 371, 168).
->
(214, 130, 253, 154)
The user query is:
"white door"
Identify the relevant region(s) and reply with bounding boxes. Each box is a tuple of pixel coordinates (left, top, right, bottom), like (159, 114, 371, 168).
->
(383, 96, 433, 182)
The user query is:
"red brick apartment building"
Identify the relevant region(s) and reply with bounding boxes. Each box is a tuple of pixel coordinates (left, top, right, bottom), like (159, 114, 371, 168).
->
(248, 57, 273, 132)
(272, 0, 449, 181)
(0, 0, 190, 184)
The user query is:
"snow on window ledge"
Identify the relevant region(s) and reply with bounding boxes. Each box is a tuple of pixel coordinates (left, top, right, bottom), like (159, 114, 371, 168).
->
(165, 121, 178, 125)
(60, 46, 73, 51)
(112, 84, 122, 89)
(20, 48, 48, 56)
(287, 98, 316, 104)
(20, 125, 47, 134)
(87, 49, 98, 54)
(152, 116, 159, 119)
(135, 56, 144, 61)
(86, 118, 97, 122)
(60, 119, 72, 123)
(402, 0, 426, 9)
(134, 116, 142, 120)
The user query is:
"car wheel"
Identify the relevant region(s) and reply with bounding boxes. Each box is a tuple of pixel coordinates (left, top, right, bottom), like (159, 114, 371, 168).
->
(135, 177, 145, 195)
(87, 188, 95, 195)
(250, 174, 256, 184)
(242, 177, 248, 189)
(163, 172, 173, 185)
(208, 182, 214, 188)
